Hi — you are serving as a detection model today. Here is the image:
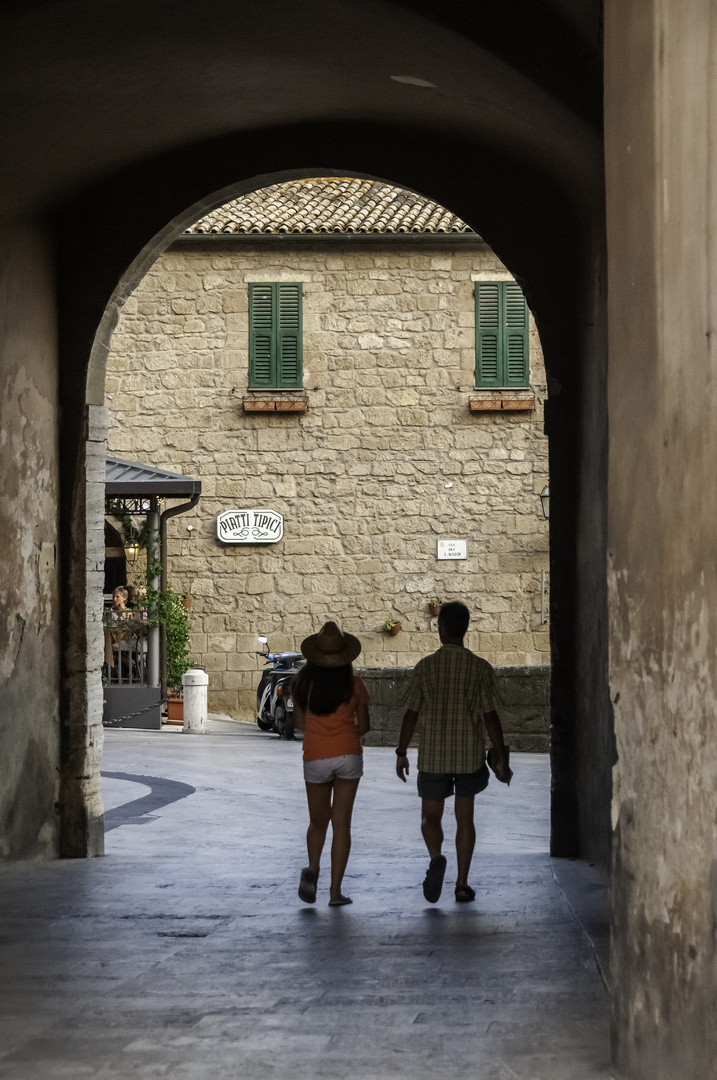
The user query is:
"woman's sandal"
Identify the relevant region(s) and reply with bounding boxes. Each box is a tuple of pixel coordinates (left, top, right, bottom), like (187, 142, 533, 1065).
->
(328, 895, 352, 907)
(298, 867, 318, 904)
(455, 884, 476, 903)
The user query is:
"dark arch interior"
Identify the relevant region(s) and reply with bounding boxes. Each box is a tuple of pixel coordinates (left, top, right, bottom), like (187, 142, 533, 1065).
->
(56, 118, 611, 865)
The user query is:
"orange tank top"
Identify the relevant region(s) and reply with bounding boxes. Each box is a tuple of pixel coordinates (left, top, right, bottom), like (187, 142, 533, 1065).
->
(302, 676, 370, 762)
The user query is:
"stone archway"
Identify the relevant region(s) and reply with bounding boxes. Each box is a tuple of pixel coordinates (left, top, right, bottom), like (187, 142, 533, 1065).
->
(56, 122, 609, 869)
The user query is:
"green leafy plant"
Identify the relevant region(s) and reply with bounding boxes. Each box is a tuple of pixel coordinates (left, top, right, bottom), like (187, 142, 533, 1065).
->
(428, 597, 443, 609)
(161, 587, 192, 690)
(383, 618, 400, 632)
(145, 559, 192, 690)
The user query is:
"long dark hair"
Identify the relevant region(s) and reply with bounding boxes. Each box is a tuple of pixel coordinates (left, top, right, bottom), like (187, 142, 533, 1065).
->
(292, 662, 355, 716)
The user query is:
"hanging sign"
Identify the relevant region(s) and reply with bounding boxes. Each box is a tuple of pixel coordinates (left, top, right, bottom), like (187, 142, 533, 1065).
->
(437, 539, 467, 560)
(217, 508, 284, 544)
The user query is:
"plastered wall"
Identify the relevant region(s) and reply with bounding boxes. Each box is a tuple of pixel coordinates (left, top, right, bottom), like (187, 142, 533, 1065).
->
(105, 238, 550, 718)
(606, 2, 717, 1075)
(0, 226, 61, 859)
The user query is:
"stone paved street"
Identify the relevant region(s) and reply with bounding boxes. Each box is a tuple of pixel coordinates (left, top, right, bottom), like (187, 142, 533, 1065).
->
(0, 723, 613, 1079)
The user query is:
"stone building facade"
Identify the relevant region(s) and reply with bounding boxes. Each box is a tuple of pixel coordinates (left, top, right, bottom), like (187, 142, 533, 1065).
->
(105, 179, 549, 719)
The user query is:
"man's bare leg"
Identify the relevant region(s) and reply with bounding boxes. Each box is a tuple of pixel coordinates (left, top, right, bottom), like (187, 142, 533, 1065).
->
(454, 795, 476, 887)
(421, 798, 445, 858)
(421, 797, 447, 902)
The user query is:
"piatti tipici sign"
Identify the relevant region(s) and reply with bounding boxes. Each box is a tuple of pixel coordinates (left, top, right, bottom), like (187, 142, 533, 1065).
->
(216, 509, 284, 544)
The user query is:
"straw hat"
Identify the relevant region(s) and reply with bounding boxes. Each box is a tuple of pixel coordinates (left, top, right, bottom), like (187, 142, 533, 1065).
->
(301, 621, 361, 667)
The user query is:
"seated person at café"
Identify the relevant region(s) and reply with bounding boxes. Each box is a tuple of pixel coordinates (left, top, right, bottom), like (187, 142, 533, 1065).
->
(126, 584, 147, 609)
(109, 586, 129, 620)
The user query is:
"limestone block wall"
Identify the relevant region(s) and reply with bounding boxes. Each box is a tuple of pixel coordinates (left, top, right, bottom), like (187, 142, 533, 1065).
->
(105, 238, 549, 719)
(357, 664, 550, 750)
(0, 226, 62, 859)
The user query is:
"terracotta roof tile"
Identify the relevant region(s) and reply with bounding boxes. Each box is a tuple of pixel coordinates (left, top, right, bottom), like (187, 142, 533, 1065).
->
(188, 178, 474, 235)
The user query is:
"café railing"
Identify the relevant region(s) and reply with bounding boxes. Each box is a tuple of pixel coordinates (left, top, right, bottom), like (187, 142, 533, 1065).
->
(103, 612, 150, 687)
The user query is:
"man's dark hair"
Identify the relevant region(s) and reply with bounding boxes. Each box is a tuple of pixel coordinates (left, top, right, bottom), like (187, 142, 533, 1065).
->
(438, 601, 470, 638)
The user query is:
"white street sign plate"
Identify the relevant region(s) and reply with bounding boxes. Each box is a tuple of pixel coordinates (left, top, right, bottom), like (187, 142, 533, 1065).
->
(217, 508, 284, 544)
(437, 539, 467, 560)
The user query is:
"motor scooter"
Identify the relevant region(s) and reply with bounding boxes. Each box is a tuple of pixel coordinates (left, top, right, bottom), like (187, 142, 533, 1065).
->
(255, 635, 304, 740)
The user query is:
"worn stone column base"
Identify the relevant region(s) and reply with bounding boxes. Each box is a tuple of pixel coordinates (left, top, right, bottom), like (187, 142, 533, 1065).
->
(59, 405, 106, 858)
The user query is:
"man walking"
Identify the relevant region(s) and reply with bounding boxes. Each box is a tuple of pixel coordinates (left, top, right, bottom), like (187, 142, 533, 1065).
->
(395, 601, 512, 903)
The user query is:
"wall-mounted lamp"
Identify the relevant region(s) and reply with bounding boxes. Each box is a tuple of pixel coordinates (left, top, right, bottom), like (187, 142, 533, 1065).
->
(123, 541, 139, 562)
(540, 485, 550, 520)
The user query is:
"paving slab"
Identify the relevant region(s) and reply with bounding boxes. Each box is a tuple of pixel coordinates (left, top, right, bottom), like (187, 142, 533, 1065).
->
(0, 724, 614, 1079)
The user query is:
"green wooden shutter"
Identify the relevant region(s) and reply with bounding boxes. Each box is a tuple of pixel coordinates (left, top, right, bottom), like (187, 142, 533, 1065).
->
(249, 282, 303, 388)
(474, 281, 530, 387)
(249, 284, 274, 387)
(503, 282, 529, 386)
(475, 282, 501, 386)
(277, 283, 303, 388)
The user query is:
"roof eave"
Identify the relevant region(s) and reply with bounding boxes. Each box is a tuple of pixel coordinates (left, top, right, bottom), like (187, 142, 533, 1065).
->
(173, 231, 486, 248)
(105, 479, 202, 497)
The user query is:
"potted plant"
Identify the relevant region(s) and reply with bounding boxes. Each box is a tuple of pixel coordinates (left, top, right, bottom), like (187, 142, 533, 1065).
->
(428, 597, 443, 617)
(383, 618, 402, 636)
(167, 688, 184, 723)
(145, 564, 193, 722)
(163, 586, 192, 720)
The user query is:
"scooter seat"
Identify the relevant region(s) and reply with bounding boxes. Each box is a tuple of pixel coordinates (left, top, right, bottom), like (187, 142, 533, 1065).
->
(275, 652, 303, 667)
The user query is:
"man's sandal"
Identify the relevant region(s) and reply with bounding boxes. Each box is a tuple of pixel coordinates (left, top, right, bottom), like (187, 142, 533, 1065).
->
(298, 867, 318, 904)
(423, 855, 447, 903)
(455, 884, 476, 903)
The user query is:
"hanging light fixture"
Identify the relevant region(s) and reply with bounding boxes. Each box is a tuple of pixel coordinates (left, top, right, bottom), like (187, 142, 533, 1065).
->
(540, 484, 550, 520)
(123, 541, 139, 563)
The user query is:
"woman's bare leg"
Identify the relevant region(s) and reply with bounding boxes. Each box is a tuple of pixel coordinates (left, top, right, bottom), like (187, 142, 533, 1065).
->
(329, 777, 360, 902)
(305, 782, 333, 872)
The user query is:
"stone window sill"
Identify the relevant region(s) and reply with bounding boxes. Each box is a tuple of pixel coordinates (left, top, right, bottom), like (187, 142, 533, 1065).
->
(469, 395, 534, 413)
(243, 397, 308, 413)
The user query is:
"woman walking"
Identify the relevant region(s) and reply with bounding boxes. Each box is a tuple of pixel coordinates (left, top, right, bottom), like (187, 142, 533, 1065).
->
(292, 621, 370, 907)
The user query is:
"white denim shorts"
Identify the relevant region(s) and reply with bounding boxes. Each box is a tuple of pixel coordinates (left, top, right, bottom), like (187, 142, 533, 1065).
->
(303, 754, 364, 784)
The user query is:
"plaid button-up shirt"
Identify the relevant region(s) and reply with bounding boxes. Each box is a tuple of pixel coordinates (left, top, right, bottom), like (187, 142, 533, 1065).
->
(402, 644, 500, 774)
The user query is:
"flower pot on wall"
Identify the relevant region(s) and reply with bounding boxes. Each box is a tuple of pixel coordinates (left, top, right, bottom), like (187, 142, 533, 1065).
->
(385, 622, 401, 636)
(428, 605, 441, 617)
(181, 596, 192, 610)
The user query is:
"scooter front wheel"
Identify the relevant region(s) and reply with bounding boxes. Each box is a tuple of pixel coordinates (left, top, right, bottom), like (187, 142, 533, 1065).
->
(257, 717, 274, 731)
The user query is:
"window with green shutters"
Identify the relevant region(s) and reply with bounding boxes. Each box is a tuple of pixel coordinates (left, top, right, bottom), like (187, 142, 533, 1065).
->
(474, 281, 530, 388)
(248, 282, 303, 389)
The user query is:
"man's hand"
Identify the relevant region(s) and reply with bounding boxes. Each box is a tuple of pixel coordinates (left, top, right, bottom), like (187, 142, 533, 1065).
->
(484, 712, 512, 786)
(395, 711, 419, 783)
(488, 748, 513, 785)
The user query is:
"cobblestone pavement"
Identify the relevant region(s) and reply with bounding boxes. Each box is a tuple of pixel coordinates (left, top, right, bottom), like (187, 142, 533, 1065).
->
(0, 722, 614, 1079)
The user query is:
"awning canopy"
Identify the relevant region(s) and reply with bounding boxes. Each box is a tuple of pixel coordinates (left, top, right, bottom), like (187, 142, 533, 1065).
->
(105, 456, 202, 497)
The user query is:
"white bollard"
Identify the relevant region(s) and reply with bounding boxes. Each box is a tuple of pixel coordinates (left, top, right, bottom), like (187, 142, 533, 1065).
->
(182, 668, 208, 734)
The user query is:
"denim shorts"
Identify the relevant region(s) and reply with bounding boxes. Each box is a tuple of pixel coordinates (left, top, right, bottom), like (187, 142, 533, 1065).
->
(303, 754, 364, 784)
(417, 763, 490, 800)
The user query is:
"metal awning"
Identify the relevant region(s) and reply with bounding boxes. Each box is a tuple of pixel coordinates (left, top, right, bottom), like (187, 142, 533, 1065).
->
(106, 456, 202, 497)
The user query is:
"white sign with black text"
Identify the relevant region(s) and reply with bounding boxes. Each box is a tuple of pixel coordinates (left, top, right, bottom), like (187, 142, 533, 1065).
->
(217, 509, 284, 545)
(437, 539, 467, 560)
